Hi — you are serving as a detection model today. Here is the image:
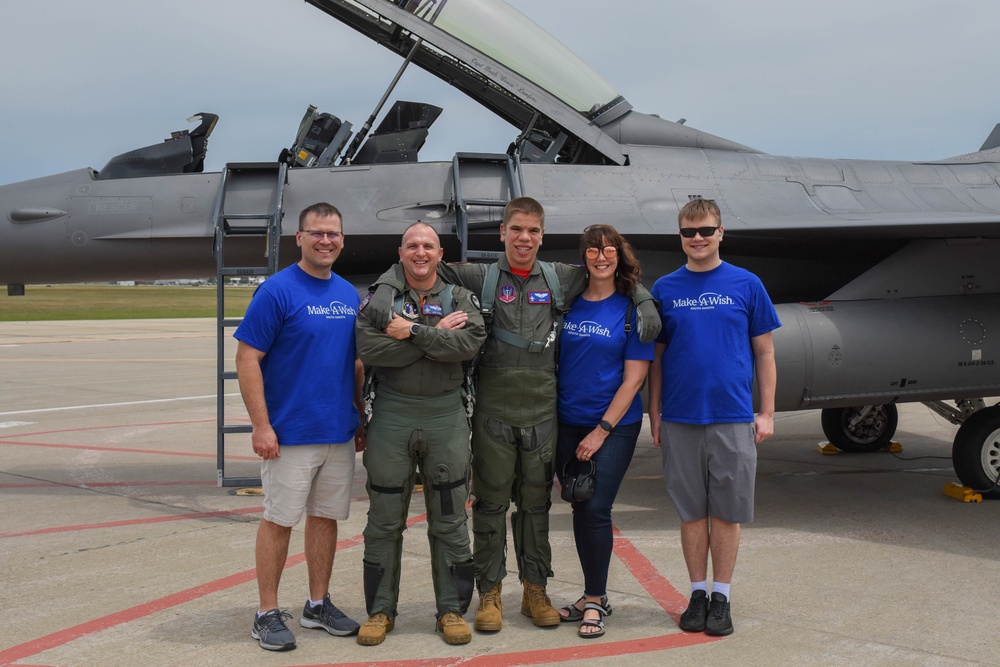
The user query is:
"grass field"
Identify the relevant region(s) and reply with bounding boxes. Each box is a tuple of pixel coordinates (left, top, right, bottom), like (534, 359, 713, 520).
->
(0, 284, 257, 321)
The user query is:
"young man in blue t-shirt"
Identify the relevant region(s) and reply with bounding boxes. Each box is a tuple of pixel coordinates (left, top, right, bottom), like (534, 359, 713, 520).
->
(235, 202, 365, 651)
(648, 198, 780, 637)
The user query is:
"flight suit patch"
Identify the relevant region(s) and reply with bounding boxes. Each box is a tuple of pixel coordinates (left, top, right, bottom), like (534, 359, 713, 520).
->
(403, 302, 419, 318)
(528, 291, 551, 304)
(359, 292, 373, 312)
(498, 285, 516, 304)
(423, 303, 444, 316)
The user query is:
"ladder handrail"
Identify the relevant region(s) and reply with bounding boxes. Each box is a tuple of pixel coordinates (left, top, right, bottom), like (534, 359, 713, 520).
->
(452, 153, 524, 262)
(214, 162, 286, 488)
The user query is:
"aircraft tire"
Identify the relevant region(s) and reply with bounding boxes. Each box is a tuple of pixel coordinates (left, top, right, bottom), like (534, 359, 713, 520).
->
(820, 405, 898, 453)
(952, 405, 1000, 500)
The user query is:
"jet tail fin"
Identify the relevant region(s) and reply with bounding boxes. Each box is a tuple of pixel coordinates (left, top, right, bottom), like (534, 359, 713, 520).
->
(980, 123, 1000, 151)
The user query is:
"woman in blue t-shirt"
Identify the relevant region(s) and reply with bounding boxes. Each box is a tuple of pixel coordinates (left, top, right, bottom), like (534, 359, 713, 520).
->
(555, 224, 654, 638)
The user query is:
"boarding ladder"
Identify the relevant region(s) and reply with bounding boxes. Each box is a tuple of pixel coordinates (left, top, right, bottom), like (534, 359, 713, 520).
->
(213, 162, 288, 487)
(452, 152, 524, 261)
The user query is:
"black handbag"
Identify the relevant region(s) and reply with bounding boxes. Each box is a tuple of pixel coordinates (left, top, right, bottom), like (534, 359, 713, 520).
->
(561, 458, 596, 503)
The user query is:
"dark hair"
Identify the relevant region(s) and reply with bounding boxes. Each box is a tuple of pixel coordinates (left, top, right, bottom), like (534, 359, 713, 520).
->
(503, 196, 545, 227)
(677, 198, 721, 226)
(298, 202, 343, 230)
(579, 224, 641, 296)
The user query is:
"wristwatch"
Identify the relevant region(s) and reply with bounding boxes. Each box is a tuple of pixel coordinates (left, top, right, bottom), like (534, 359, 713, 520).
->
(409, 323, 421, 339)
(598, 419, 614, 433)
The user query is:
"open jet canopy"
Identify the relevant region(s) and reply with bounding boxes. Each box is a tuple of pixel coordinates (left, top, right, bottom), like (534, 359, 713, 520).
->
(304, 0, 753, 165)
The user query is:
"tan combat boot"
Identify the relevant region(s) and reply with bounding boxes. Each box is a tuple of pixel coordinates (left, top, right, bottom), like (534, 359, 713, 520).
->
(357, 612, 394, 646)
(474, 583, 503, 631)
(520, 581, 560, 627)
(436, 611, 472, 644)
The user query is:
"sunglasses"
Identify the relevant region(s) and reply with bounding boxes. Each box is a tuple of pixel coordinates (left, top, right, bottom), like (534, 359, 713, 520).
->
(585, 245, 618, 260)
(679, 226, 720, 238)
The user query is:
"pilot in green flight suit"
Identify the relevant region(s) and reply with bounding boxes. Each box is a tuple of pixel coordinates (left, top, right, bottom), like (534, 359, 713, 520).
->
(355, 223, 487, 646)
(366, 198, 661, 632)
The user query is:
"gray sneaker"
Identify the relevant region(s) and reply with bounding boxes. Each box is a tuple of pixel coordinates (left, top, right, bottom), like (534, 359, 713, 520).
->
(300, 594, 361, 636)
(252, 609, 297, 651)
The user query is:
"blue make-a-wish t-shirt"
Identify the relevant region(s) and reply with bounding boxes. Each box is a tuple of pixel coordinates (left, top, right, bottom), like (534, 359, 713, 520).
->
(652, 261, 781, 424)
(557, 291, 654, 426)
(234, 264, 360, 445)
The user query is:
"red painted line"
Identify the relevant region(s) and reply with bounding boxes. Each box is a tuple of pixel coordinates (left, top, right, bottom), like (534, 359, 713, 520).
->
(0, 419, 217, 439)
(0, 510, 719, 665)
(0, 506, 263, 539)
(611, 525, 690, 618)
(0, 535, 363, 665)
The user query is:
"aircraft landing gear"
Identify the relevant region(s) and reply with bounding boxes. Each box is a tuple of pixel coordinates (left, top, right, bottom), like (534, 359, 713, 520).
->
(951, 405, 1000, 500)
(820, 405, 899, 453)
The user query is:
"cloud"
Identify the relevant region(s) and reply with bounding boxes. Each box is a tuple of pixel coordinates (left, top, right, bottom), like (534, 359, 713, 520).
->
(1, 0, 997, 186)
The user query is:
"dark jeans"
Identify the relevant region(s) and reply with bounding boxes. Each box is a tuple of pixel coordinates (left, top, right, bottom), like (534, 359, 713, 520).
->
(555, 420, 640, 597)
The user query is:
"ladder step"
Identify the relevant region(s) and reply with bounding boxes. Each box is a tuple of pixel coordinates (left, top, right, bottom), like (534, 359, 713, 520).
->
(219, 476, 262, 488)
(455, 152, 510, 163)
(223, 226, 270, 236)
(467, 250, 505, 260)
(466, 220, 503, 231)
(220, 370, 239, 381)
(220, 267, 271, 276)
(223, 425, 253, 435)
(463, 198, 506, 207)
(220, 318, 243, 328)
(224, 213, 274, 220)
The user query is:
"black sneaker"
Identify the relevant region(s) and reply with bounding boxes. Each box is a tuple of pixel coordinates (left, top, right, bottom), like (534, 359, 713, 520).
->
(252, 609, 297, 651)
(300, 594, 361, 636)
(678, 590, 709, 632)
(705, 592, 734, 636)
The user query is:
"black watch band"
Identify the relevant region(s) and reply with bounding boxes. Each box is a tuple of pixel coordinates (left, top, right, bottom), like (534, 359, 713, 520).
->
(598, 419, 614, 433)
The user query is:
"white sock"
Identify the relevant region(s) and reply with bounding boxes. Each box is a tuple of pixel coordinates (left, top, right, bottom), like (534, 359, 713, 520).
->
(691, 581, 708, 595)
(308, 597, 324, 608)
(713, 582, 731, 600)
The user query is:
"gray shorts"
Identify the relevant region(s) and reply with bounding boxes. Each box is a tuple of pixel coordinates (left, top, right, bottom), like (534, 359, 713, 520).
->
(660, 421, 756, 524)
(262, 441, 356, 526)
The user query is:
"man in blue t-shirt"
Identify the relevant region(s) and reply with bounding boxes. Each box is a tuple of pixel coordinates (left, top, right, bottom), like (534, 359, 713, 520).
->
(235, 203, 364, 652)
(648, 198, 780, 637)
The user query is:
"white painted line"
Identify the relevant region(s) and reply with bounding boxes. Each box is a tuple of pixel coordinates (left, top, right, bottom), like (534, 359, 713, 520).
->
(0, 421, 36, 429)
(0, 394, 242, 417)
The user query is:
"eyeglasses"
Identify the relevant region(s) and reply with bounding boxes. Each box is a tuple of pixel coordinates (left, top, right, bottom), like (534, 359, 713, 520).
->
(585, 245, 618, 260)
(301, 230, 343, 241)
(679, 226, 720, 239)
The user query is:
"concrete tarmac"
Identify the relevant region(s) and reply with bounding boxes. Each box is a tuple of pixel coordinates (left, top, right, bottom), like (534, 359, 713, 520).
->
(1, 319, 997, 667)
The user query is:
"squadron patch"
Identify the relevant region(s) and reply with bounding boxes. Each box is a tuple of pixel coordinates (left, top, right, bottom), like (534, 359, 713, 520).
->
(470, 294, 481, 309)
(423, 303, 444, 316)
(402, 302, 419, 318)
(359, 292, 373, 312)
(528, 290, 552, 304)
(498, 285, 516, 304)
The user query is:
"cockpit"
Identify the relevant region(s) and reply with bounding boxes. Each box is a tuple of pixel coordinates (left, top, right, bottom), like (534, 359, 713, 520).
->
(95, 0, 751, 180)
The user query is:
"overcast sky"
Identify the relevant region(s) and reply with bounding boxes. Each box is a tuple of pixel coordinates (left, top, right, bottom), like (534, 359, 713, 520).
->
(2, 0, 998, 185)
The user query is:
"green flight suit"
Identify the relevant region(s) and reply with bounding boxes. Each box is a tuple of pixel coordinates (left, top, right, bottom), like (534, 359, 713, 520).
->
(437, 258, 586, 591)
(356, 277, 487, 619)
(370, 259, 659, 592)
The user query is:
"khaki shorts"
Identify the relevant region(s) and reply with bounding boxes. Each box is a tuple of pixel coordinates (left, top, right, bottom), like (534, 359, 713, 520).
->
(261, 441, 356, 526)
(660, 421, 756, 524)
